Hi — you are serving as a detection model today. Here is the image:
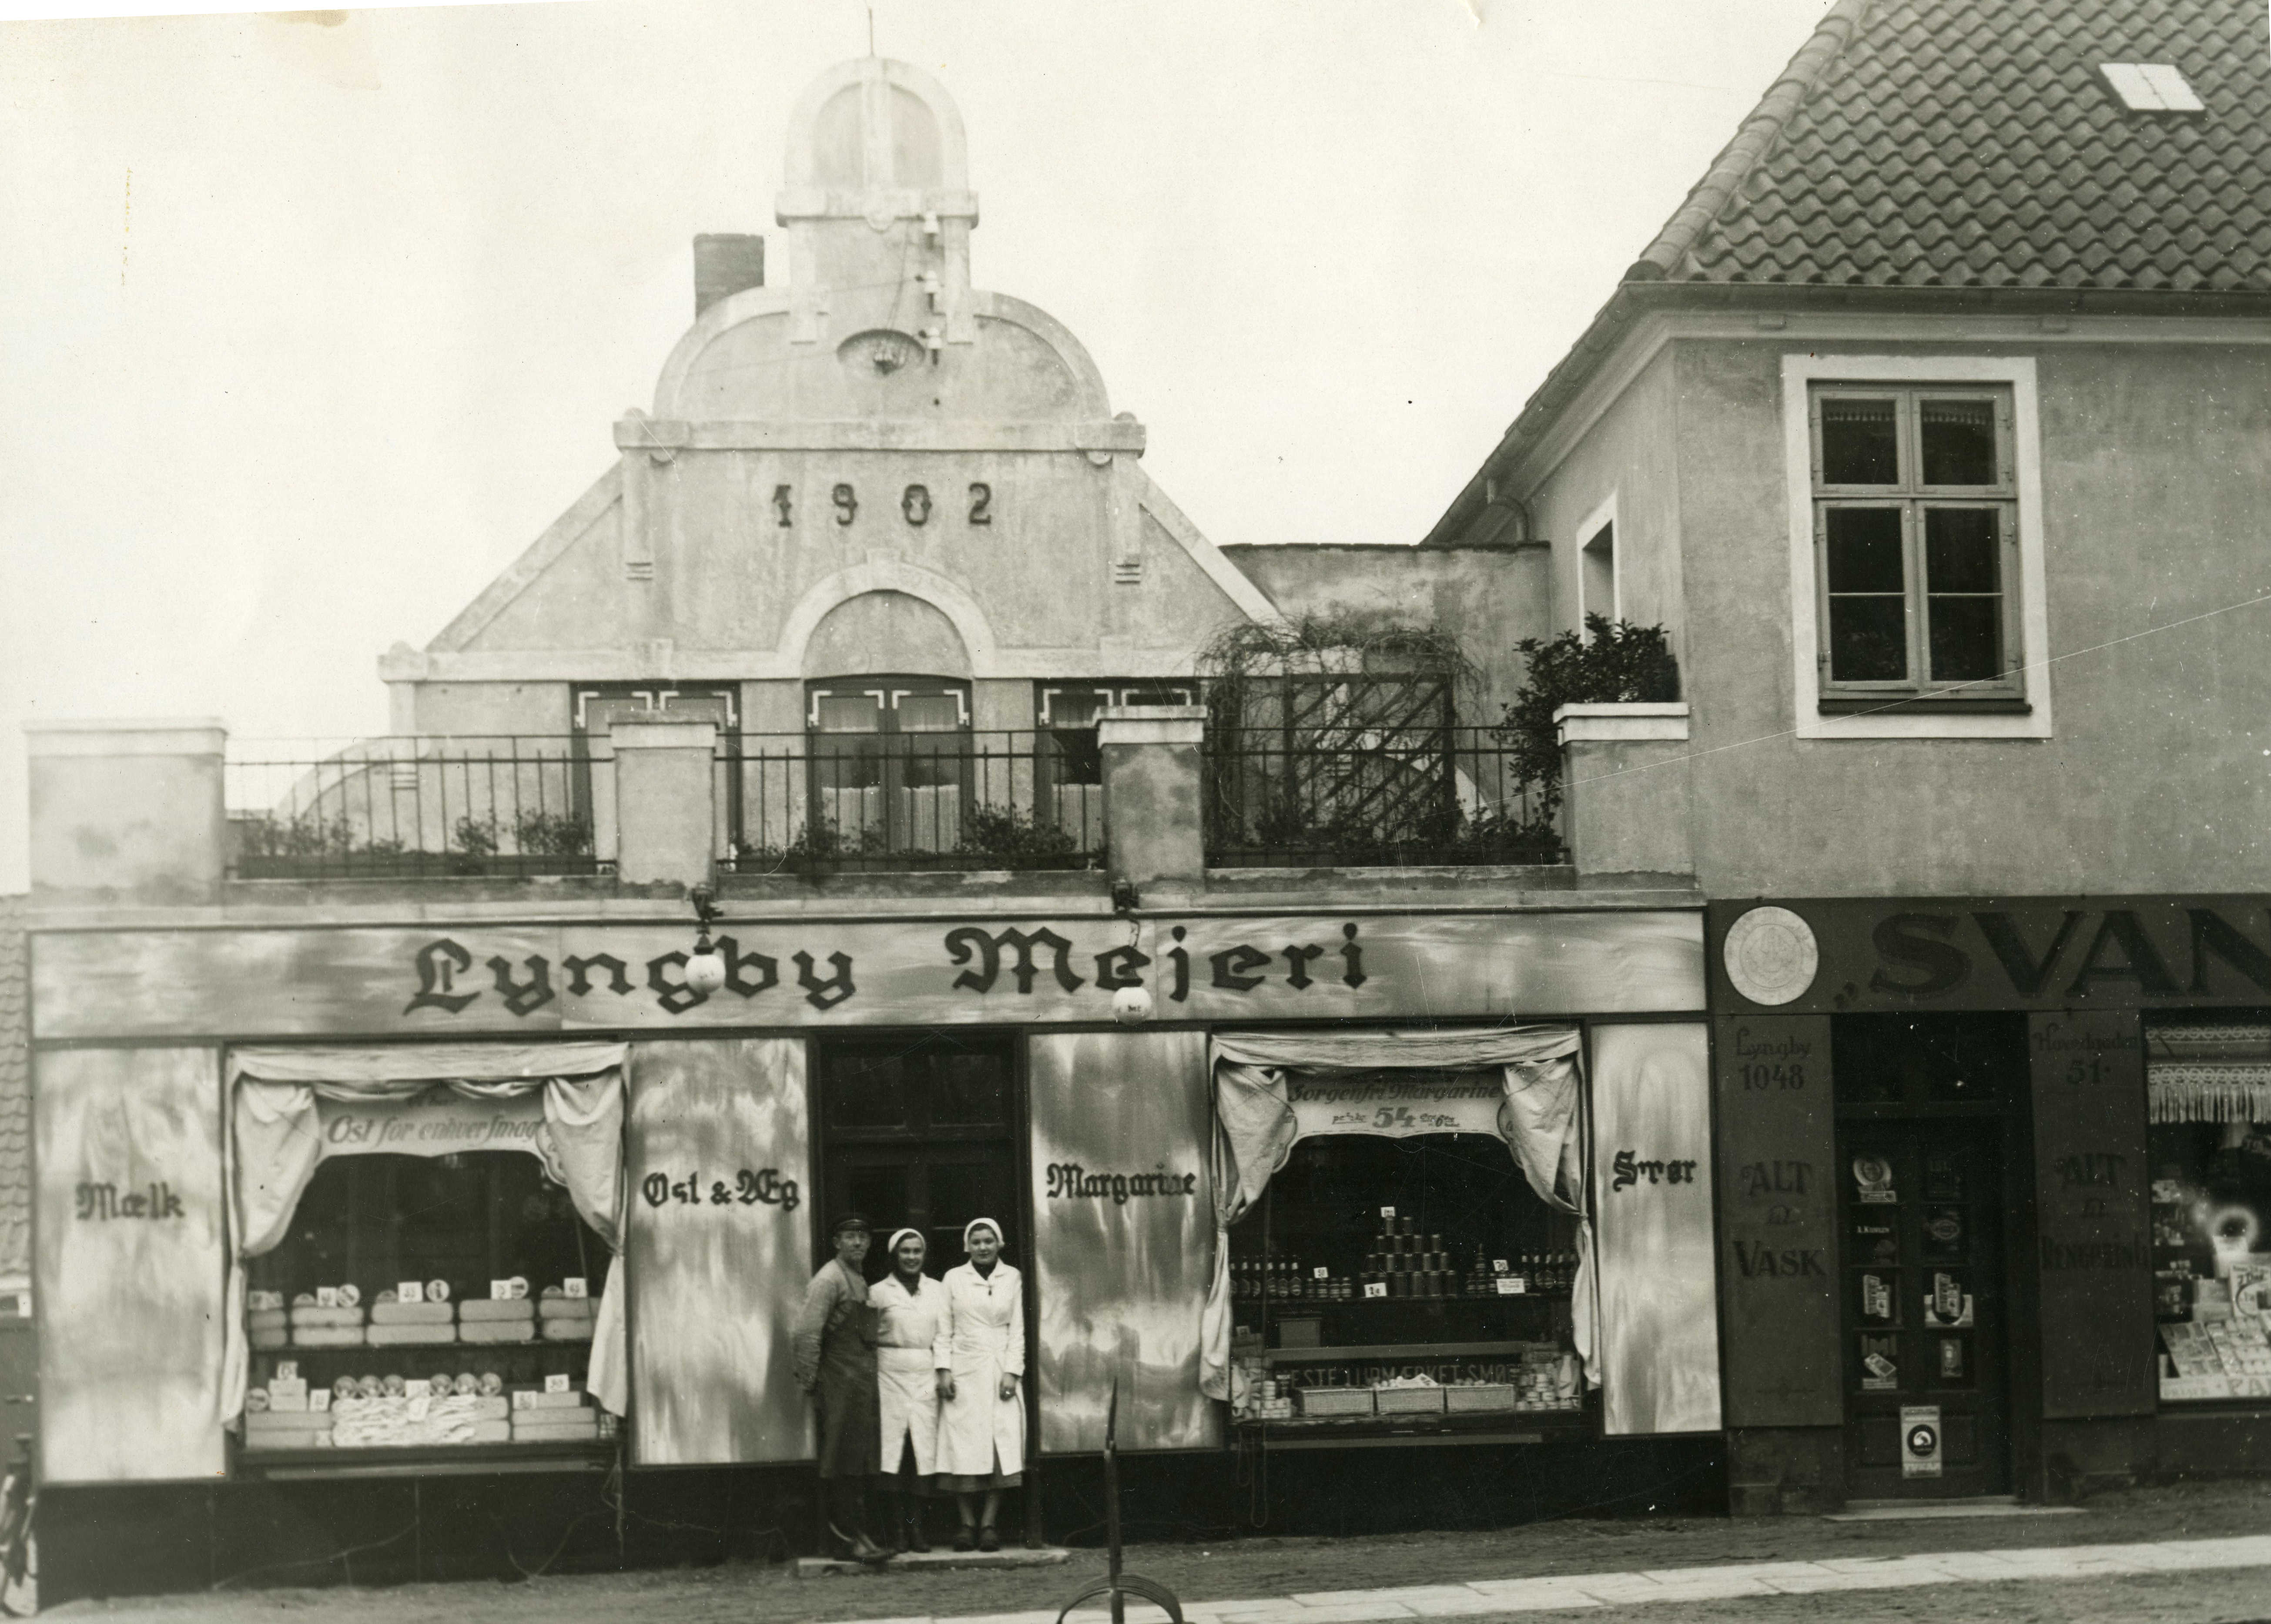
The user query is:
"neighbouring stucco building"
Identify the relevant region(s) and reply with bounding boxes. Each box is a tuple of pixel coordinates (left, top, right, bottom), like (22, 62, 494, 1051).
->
(1425, 0, 2271, 1511)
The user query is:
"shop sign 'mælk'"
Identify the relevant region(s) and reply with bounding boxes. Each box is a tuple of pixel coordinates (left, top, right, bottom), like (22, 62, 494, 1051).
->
(32, 910, 1705, 1039)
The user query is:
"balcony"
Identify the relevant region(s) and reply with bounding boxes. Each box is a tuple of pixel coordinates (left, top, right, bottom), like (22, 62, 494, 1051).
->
(202, 713, 1578, 891)
(1203, 724, 1561, 869)
(224, 737, 606, 881)
(716, 730, 1105, 875)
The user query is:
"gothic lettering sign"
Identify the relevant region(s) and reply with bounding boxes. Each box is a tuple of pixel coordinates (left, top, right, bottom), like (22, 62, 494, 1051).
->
(1709, 897, 2271, 1015)
(32, 909, 1703, 1039)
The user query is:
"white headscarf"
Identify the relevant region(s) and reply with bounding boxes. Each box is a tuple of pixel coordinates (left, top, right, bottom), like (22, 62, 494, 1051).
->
(885, 1227, 925, 1258)
(963, 1216, 1003, 1251)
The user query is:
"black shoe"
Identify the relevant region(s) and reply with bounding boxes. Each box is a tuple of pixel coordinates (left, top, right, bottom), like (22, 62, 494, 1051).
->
(829, 1522, 893, 1565)
(905, 1515, 931, 1554)
(953, 1528, 976, 1552)
(977, 1524, 1000, 1553)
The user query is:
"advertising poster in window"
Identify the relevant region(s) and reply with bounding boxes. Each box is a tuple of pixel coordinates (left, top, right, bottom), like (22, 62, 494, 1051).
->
(1029, 1030, 1217, 1453)
(36, 1046, 227, 1483)
(1591, 1023, 1722, 1436)
(626, 1038, 813, 1464)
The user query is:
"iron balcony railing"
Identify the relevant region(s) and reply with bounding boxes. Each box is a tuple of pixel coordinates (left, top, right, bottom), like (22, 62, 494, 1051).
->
(1202, 723, 1562, 868)
(717, 729, 1105, 874)
(226, 737, 606, 880)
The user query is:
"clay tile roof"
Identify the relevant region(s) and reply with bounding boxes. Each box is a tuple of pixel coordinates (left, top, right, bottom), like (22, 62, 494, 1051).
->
(1422, 0, 2271, 543)
(1633, 0, 2271, 291)
(0, 898, 25, 1285)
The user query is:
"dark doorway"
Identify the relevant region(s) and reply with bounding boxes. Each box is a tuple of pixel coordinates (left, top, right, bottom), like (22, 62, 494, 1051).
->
(1835, 1013, 2023, 1500)
(815, 1032, 1022, 1282)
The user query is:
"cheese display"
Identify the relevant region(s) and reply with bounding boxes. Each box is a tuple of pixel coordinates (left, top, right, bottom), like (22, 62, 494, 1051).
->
(241, 1279, 600, 1451)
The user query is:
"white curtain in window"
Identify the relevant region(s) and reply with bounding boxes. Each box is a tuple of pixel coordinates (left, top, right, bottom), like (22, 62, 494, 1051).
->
(220, 1042, 631, 1427)
(1197, 1026, 1588, 1402)
(2148, 1021, 2271, 1124)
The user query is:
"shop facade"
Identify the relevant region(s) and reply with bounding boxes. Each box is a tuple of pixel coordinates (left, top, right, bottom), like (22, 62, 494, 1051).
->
(1710, 895, 2271, 1514)
(25, 877, 1727, 1588)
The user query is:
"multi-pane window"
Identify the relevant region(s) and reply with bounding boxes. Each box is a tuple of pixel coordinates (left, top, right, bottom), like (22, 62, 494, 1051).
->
(1035, 683, 1199, 785)
(1811, 387, 2023, 707)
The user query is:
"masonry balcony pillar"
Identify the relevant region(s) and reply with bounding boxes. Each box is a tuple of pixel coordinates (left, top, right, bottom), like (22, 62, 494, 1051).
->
(609, 718, 719, 888)
(26, 719, 230, 902)
(1554, 702, 1695, 880)
(1099, 704, 1208, 897)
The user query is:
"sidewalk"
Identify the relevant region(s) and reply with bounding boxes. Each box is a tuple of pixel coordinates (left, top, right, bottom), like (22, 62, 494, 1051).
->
(46, 1480, 2271, 1624)
(938, 1533, 2271, 1623)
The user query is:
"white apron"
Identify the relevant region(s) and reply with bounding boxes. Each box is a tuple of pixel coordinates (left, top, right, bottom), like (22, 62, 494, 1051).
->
(871, 1272, 946, 1476)
(934, 1260, 1026, 1478)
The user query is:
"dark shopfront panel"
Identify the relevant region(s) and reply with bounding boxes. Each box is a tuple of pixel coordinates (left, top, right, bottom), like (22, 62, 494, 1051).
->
(1709, 898, 2270, 1510)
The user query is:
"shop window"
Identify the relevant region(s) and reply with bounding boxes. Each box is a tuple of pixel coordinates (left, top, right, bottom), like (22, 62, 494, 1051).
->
(2147, 1015, 2271, 1403)
(1832, 1013, 2025, 1106)
(1228, 1129, 1584, 1429)
(244, 1152, 608, 1456)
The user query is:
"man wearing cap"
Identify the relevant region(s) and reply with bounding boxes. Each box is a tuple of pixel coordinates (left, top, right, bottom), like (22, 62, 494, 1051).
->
(794, 1212, 888, 1563)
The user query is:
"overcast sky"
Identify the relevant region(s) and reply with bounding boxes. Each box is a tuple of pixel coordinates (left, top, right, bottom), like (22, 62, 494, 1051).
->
(0, 0, 1836, 891)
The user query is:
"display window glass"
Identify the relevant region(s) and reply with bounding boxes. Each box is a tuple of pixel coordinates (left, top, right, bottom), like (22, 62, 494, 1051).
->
(1228, 1130, 1584, 1432)
(243, 1152, 612, 1454)
(2148, 1015, 2271, 1403)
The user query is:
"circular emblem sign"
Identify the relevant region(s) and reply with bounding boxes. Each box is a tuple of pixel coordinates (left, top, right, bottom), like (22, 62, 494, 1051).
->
(1906, 1421, 1940, 1458)
(1722, 906, 1819, 1006)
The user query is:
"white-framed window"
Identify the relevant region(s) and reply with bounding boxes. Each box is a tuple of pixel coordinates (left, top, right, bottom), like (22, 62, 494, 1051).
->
(1575, 491, 1619, 633)
(1782, 355, 2052, 740)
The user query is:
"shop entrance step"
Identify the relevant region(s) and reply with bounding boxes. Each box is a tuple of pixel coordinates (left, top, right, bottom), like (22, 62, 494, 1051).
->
(797, 1544, 1074, 1576)
(1825, 1496, 2087, 1522)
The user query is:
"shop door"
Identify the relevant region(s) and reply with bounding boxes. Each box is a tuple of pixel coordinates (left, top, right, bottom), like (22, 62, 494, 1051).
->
(815, 1035, 1022, 1283)
(1839, 1119, 2010, 1497)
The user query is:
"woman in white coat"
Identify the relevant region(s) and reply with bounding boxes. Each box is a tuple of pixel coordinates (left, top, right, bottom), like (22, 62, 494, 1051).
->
(933, 1216, 1025, 1551)
(869, 1227, 948, 1553)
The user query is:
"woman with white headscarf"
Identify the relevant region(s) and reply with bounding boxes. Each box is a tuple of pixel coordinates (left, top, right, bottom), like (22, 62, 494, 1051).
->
(933, 1216, 1025, 1551)
(869, 1226, 947, 1553)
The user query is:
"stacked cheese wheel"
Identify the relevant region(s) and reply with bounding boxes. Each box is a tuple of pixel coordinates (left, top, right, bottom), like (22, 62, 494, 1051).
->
(539, 1285, 596, 1343)
(367, 1282, 457, 1347)
(510, 1385, 600, 1443)
(288, 1288, 367, 1348)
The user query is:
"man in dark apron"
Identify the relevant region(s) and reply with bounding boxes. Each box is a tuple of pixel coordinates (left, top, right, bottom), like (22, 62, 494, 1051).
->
(793, 1212, 889, 1563)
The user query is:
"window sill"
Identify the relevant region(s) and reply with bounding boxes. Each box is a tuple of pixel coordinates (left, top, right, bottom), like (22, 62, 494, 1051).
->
(1816, 695, 2033, 716)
